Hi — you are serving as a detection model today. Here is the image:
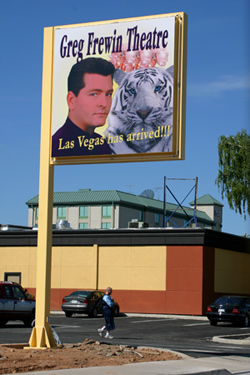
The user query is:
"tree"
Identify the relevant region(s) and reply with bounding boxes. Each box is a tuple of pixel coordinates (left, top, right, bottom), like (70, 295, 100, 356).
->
(215, 129, 250, 219)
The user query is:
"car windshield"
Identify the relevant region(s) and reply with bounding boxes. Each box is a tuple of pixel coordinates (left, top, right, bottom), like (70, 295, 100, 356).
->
(69, 291, 91, 298)
(214, 296, 244, 305)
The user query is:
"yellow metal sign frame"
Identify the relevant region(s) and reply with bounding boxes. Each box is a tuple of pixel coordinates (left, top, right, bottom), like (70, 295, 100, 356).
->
(50, 13, 187, 165)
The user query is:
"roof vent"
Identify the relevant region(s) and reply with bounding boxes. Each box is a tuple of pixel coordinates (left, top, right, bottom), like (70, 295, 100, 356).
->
(56, 220, 71, 230)
(128, 221, 148, 228)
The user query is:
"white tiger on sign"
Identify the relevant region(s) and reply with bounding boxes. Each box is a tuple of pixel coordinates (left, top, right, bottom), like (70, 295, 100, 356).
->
(105, 66, 174, 154)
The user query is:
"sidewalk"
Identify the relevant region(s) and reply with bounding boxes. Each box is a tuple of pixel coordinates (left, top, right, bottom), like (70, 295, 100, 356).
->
(4, 354, 250, 375)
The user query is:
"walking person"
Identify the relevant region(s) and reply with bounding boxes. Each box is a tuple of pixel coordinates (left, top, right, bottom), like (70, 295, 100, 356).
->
(98, 287, 116, 339)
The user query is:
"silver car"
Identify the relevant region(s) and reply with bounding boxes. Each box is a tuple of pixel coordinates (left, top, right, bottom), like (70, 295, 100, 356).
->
(61, 290, 120, 318)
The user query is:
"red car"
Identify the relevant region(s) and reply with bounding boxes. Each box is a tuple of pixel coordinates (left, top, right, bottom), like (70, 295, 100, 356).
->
(0, 281, 35, 327)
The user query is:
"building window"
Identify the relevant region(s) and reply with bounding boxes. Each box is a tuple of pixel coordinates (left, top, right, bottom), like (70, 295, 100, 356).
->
(102, 222, 111, 229)
(214, 209, 221, 217)
(57, 207, 66, 220)
(79, 223, 88, 229)
(155, 213, 160, 225)
(4, 272, 21, 284)
(79, 206, 88, 218)
(139, 211, 143, 221)
(35, 207, 39, 220)
(102, 205, 111, 218)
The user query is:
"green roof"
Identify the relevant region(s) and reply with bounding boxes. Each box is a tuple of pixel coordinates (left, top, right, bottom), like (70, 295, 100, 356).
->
(190, 194, 223, 207)
(26, 189, 213, 224)
(27, 189, 167, 209)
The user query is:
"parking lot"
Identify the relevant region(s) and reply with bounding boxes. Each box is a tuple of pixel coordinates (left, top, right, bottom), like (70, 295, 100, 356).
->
(1, 313, 250, 359)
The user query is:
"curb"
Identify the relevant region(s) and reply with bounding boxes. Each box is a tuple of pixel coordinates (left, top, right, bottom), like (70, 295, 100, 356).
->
(136, 345, 191, 360)
(51, 311, 208, 320)
(212, 333, 250, 345)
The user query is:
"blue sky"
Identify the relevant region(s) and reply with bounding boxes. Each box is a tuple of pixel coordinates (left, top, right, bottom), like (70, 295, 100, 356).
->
(0, 0, 249, 236)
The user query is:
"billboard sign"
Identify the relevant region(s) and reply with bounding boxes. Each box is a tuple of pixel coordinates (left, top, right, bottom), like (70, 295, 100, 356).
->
(49, 13, 187, 165)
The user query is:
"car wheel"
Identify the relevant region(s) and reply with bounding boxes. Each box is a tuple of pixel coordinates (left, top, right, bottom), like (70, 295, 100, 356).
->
(65, 312, 73, 318)
(243, 314, 249, 327)
(89, 307, 98, 318)
(210, 320, 217, 326)
(113, 306, 119, 317)
(23, 311, 35, 327)
(0, 319, 8, 327)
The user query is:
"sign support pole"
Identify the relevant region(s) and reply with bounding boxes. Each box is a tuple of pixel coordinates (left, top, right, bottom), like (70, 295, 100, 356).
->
(163, 176, 167, 227)
(28, 27, 56, 349)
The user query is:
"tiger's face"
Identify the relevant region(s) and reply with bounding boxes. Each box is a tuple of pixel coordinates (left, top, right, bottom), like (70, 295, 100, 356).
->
(106, 67, 173, 153)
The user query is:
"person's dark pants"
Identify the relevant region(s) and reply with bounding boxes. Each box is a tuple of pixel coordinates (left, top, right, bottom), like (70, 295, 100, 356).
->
(103, 310, 115, 331)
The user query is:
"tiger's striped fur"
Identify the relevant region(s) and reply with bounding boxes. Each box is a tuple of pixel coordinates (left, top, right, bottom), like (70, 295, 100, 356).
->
(105, 66, 174, 154)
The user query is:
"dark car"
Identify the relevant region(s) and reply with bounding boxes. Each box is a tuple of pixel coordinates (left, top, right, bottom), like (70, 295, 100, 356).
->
(61, 290, 120, 318)
(0, 281, 36, 327)
(206, 295, 250, 327)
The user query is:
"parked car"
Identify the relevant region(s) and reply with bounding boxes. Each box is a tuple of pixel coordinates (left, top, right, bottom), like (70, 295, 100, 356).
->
(206, 295, 250, 327)
(61, 290, 120, 318)
(0, 281, 35, 327)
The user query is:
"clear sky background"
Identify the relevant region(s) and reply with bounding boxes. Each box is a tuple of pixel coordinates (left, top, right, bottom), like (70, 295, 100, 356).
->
(0, 0, 249, 236)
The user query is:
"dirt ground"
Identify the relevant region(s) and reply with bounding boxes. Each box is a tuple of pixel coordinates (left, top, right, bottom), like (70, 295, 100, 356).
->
(0, 339, 182, 374)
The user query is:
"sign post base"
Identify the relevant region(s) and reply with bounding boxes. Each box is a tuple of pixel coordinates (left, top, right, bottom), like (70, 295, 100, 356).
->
(26, 322, 56, 349)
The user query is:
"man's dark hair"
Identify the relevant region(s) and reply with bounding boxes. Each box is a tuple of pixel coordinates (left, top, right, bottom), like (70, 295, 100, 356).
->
(68, 57, 115, 96)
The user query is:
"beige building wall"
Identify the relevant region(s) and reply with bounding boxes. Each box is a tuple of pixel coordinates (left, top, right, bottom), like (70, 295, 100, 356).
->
(90, 207, 102, 228)
(0, 246, 37, 287)
(196, 205, 222, 231)
(114, 205, 119, 228)
(199, 205, 214, 220)
(51, 246, 98, 289)
(98, 246, 166, 291)
(27, 208, 33, 227)
(0, 245, 166, 292)
(52, 207, 57, 225)
(3, 246, 250, 296)
(67, 207, 79, 229)
(1, 240, 249, 315)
